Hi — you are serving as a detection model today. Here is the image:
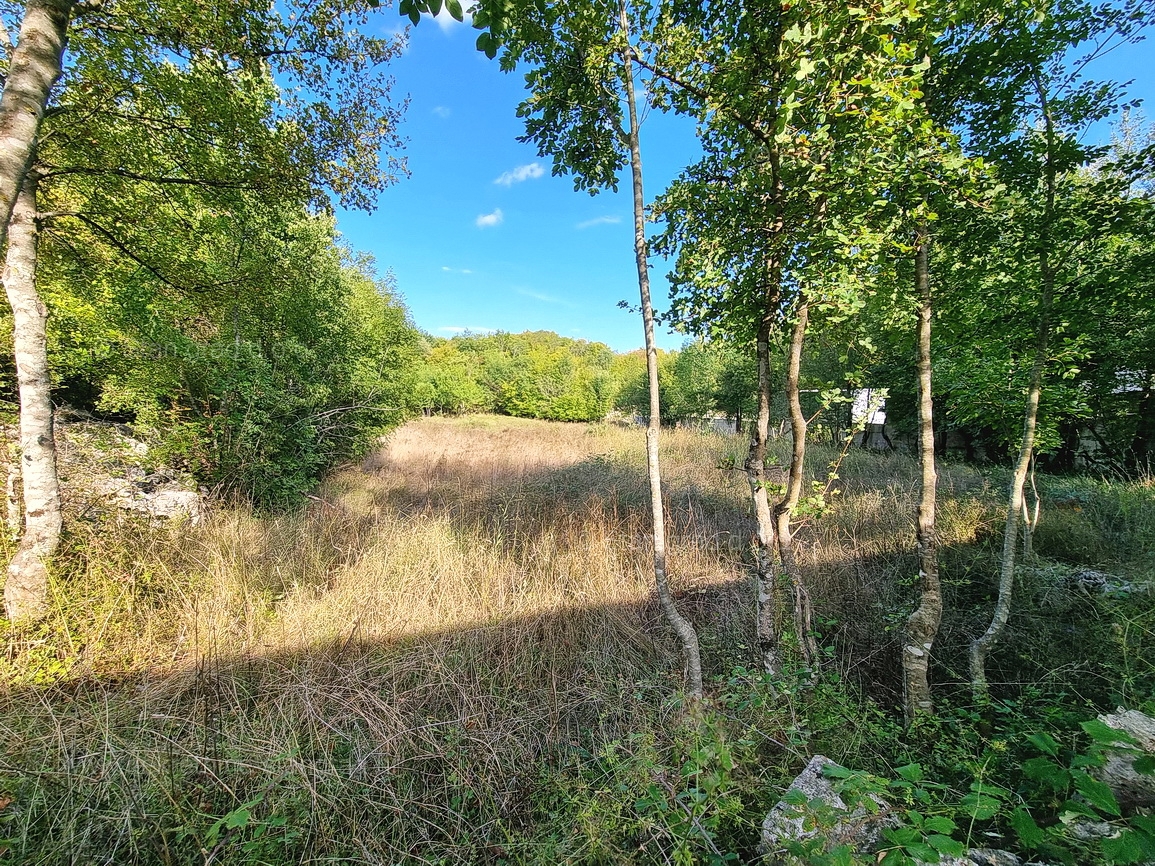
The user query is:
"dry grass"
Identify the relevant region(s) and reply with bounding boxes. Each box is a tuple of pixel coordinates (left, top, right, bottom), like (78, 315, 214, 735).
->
(0, 417, 765, 863)
(5, 415, 1145, 863)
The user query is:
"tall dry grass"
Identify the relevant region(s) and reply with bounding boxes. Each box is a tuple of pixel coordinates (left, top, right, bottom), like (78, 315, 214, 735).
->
(0, 417, 763, 863)
(5, 415, 1146, 863)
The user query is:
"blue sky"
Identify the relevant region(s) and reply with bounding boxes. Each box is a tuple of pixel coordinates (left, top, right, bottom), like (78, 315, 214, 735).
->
(335, 11, 700, 353)
(336, 9, 1154, 354)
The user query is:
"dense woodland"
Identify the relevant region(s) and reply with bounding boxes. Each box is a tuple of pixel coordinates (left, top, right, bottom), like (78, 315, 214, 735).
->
(1, 0, 1154, 863)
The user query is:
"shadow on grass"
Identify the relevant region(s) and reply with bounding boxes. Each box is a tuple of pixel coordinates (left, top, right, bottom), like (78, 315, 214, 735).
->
(5, 425, 1134, 864)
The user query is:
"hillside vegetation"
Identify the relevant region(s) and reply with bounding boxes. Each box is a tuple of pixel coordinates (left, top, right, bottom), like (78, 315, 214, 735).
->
(1, 416, 1150, 863)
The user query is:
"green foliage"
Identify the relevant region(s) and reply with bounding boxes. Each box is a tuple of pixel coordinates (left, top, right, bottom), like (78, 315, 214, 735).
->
(417, 330, 620, 422)
(0, 0, 416, 507)
(613, 339, 756, 426)
(38, 209, 421, 505)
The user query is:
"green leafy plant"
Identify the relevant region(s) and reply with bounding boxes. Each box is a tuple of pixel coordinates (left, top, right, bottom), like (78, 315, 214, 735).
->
(1009, 719, 1155, 865)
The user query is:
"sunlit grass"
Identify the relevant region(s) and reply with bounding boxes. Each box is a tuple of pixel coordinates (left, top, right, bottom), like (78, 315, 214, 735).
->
(1, 415, 1151, 863)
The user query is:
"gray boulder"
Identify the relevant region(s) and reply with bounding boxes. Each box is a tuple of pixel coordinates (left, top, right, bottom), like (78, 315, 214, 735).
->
(760, 757, 1029, 866)
(1096, 708, 1155, 811)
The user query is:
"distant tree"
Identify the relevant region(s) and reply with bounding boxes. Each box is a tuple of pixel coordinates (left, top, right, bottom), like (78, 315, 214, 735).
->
(418, 331, 619, 422)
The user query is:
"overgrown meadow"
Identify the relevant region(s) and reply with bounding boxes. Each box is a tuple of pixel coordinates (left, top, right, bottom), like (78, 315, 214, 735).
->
(1, 416, 1152, 864)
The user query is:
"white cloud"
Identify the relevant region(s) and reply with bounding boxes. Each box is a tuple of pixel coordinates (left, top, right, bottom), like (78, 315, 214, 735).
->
(475, 208, 503, 228)
(441, 266, 473, 274)
(517, 288, 559, 303)
(576, 215, 622, 230)
(494, 163, 545, 186)
(427, 1, 474, 31)
(432, 105, 451, 118)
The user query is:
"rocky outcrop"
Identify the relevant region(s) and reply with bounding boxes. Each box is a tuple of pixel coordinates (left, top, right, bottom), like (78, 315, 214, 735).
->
(91, 470, 203, 523)
(53, 416, 205, 524)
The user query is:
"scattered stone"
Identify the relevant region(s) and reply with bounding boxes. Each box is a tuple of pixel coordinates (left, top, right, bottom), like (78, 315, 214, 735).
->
(760, 755, 896, 859)
(1095, 708, 1155, 811)
(92, 474, 203, 523)
(48, 416, 206, 524)
(1067, 819, 1117, 842)
(930, 850, 1021, 866)
(761, 758, 1034, 866)
(1072, 569, 1138, 596)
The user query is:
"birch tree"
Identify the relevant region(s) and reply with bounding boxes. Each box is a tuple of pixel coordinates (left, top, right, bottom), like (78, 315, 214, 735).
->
(1, 0, 407, 619)
(941, 0, 1152, 702)
(651, 0, 929, 675)
(439, 0, 705, 696)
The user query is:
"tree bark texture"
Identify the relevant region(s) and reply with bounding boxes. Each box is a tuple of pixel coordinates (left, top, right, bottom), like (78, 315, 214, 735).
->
(4, 170, 62, 621)
(620, 7, 702, 699)
(774, 301, 818, 668)
(745, 301, 781, 677)
(904, 224, 942, 723)
(0, 0, 72, 251)
(970, 75, 1057, 703)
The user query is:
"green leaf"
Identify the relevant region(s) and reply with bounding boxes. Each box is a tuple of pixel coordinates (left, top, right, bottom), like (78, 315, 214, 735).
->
(894, 764, 924, 783)
(1009, 808, 1046, 848)
(1022, 756, 1069, 789)
(476, 31, 498, 59)
(1102, 829, 1145, 864)
(903, 841, 940, 861)
(224, 806, 251, 830)
(1073, 771, 1121, 817)
(961, 792, 1003, 821)
(822, 764, 854, 779)
(884, 826, 922, 846)
(783, 789, 808, 806)
(1027, 731, 1061, 756)
(923, 816, 956, 834)
(927, 834, 965, 856)
(446, 0, 463, 21)
(1134, 755, 1155, 775)
(1082, 719, 1134, 746)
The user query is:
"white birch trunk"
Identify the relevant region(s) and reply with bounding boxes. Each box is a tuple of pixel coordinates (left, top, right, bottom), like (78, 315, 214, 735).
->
(970, 74, 1057, 703)
(774, 302, 818, 668)
(745, 309, 781, 677)
(0, 0, 72, 249)
(904, 224, 942, 723)
(620, 4, 702, 699)
(3, 170, 61, 621)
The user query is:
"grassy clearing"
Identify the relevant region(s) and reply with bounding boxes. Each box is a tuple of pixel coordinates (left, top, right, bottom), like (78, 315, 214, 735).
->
(1, 416, 1152, 863)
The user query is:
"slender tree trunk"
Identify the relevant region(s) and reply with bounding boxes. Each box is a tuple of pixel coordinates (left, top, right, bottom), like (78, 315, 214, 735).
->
(0, 0, 72, 251)
(774, 301, 818, 668)
(970, 75, 1057, 703)
(745, 300, 782, 676)
(4, 169, 62, 621)
(620, 7, 702, 699)
(904, 223, 942, 723)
